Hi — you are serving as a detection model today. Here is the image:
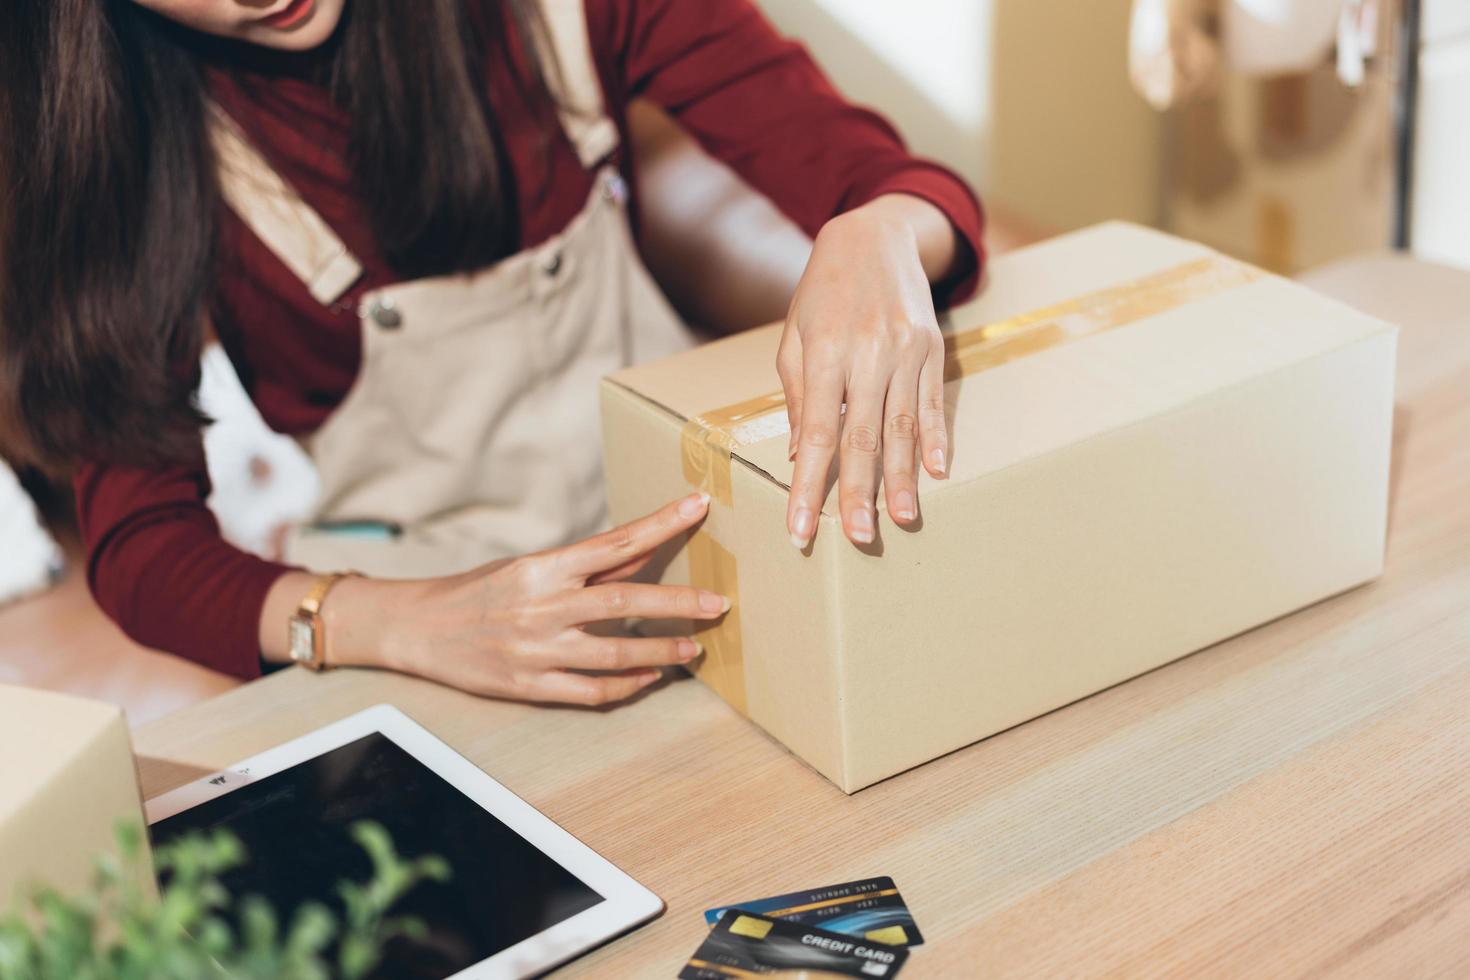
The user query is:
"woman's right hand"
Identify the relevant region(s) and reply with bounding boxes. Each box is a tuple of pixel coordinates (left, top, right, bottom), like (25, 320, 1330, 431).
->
(310, 492, 726, 706)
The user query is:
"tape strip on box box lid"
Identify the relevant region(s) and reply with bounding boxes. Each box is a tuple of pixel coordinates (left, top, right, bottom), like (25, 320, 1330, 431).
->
(677, 254, 1264, 714)
(686, 531, 744, 714)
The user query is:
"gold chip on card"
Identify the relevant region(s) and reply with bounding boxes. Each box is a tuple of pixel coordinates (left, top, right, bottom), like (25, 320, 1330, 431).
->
(729, 914, 775, 940)
(863, 925, 909, 945)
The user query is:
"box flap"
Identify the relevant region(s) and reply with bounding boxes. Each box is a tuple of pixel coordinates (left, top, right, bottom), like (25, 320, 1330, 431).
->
(608, 222, 1396, 516)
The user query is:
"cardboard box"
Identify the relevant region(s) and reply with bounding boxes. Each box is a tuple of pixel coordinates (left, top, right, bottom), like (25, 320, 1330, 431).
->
(0, 685, 153, 911)
(601, 222, 1396, 793)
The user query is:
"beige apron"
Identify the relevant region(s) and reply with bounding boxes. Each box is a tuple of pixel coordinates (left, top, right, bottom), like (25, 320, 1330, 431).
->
(210, 0, 692, 579)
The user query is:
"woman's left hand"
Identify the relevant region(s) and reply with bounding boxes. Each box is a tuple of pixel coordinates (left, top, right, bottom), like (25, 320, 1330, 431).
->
(778, 193, 961, 549)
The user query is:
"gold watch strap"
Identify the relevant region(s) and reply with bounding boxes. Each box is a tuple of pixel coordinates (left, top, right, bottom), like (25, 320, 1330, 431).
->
(297, 572, 352, 670)
(300, 572, 349, 617)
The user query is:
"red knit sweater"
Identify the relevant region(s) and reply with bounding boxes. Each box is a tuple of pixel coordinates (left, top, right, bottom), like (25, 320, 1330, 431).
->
(74, 0, 985, 678)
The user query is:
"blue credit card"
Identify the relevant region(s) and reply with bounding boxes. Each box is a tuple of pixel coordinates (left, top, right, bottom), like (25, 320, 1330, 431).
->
(703, 876, 924, 947)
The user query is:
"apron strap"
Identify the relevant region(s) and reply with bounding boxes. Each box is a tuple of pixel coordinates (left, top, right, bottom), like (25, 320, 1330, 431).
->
(537, 0, 621, 168)
(209, 0, 617, 307)
(208, 104, 364, 306)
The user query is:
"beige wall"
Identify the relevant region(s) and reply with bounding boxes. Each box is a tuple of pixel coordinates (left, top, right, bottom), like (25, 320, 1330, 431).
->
(754, 0, 992, 195)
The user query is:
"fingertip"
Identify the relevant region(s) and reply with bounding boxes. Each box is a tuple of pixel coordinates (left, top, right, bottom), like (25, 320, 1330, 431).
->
(676, 491, 711, 519)
(697, 590, 730, 615)
(891, 488, 917, 523)
(628, 669, 662, 694)
(789, 505, 815, 548)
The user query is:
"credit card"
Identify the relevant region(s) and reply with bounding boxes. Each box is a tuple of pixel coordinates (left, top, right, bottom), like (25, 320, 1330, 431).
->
(704, 877, 924, 947)
(680, 911, 909, 978)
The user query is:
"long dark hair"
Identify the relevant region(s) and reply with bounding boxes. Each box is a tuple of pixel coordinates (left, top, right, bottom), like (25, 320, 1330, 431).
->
(0, 0, 556, 471)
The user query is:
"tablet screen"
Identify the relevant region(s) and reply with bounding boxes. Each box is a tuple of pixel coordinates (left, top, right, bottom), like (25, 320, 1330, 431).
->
(150, 732, 604, 978)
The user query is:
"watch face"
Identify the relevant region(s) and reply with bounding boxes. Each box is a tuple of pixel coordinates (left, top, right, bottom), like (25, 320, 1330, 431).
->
(289, 616, 314, 663)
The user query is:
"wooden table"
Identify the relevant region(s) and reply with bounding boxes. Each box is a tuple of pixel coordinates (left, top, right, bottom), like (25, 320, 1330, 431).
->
(135, 256, 1470, 977)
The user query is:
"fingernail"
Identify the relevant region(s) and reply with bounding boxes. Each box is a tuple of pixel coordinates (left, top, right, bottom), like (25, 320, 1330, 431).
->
(677, 638, 701, 661)
(678, 492, 711, 518)
(931, 448, 947, 475)
(791, 507, 814, 548)
(640, 669, 662, 685)
(698, 591, 729, 614)
(894, 490, 916, 522)
(850, 506, 874, 544)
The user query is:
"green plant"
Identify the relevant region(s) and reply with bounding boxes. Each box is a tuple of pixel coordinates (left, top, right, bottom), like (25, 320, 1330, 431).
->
(0, 821, 450, 980)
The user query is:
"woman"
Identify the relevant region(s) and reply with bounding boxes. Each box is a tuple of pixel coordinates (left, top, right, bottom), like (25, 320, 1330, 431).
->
(0, 0, 982, 704)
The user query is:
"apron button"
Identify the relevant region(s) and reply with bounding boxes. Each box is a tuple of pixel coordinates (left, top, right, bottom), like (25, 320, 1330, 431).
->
(544, 251, 563, 277)
(367, 296, 402, 329)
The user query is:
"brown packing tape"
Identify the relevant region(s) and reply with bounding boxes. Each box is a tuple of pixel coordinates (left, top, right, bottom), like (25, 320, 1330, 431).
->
(675, 253, 1264, 716)
(686, 530, 745, 714)
(677, 392, 785, 712)
(942, 254, 1264, 379)
(679, 391, 788, 508)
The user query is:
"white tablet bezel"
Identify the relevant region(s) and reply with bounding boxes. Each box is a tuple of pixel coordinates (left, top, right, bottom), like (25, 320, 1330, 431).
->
(145, 704, 662, 979)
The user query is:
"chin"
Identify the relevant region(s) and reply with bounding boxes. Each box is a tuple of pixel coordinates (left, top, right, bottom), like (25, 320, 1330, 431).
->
(243, 0, 345, 52)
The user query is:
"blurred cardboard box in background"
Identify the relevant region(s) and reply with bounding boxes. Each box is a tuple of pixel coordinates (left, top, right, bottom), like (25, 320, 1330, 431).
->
(1, 685, 153, 912)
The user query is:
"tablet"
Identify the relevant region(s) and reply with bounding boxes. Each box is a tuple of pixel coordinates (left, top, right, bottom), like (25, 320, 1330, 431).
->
(146, 705, 662, 979)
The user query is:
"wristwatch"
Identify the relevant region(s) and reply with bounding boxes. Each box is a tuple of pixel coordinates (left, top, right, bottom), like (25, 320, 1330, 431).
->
(288, 573, 352, 672)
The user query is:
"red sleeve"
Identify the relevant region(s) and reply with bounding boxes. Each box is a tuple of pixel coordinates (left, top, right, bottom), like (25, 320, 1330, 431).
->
(74, 450, 290, 680)
(593, 0, 985, 306)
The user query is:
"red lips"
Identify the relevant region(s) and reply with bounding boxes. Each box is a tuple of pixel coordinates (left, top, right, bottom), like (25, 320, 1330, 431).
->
(261, 0, 315, 29)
